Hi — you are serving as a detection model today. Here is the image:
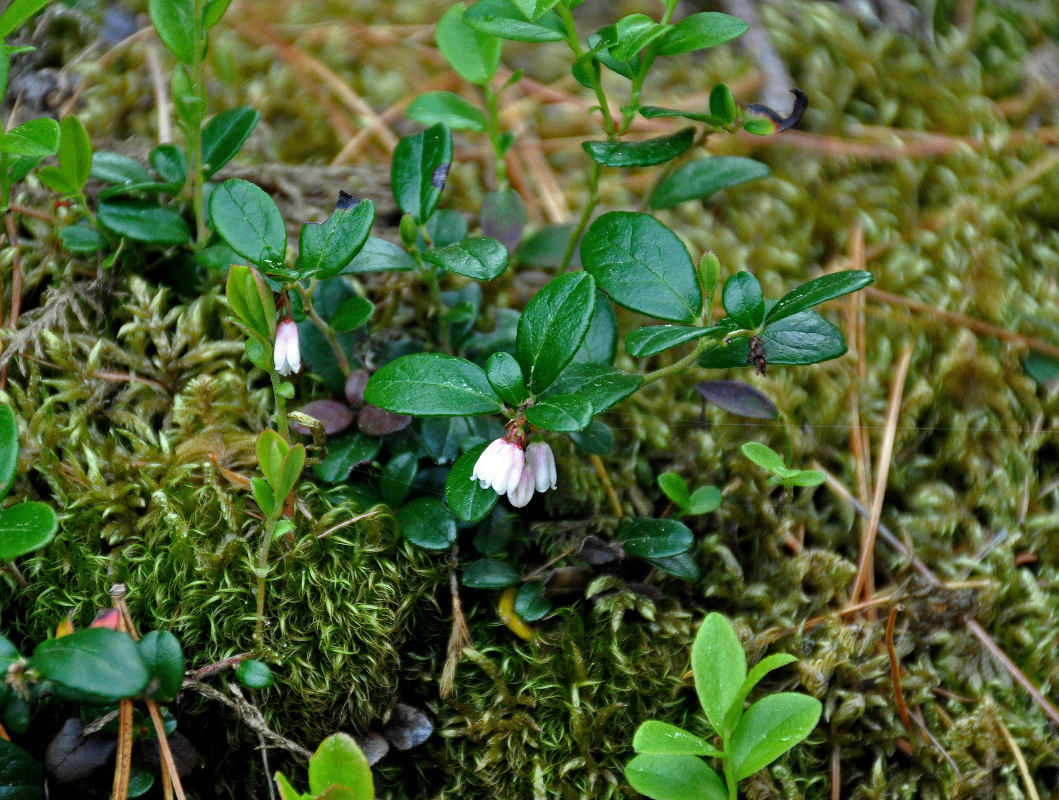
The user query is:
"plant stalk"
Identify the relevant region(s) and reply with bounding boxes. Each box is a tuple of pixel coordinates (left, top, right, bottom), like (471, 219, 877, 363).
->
(560, 161, 601, 271)
(295, 282, 352, 376)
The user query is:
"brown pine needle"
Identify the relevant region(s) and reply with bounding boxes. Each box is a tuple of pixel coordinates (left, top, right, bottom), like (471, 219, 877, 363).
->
(885, 604, 913, 736)
(997, 716, 1041, 800)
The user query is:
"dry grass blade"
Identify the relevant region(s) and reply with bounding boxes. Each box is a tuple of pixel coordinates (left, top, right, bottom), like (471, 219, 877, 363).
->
(997, 716, 1042, 800)
(441, 565, 472, 699)
(884, 604, 912, 735)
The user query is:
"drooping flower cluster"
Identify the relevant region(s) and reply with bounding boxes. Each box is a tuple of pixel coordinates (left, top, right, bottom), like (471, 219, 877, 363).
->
(471, 434, 557, 508)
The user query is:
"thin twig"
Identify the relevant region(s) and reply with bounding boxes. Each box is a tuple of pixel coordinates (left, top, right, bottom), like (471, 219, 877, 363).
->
(884, 604, 912, 735)
(589, 454, 623, 518)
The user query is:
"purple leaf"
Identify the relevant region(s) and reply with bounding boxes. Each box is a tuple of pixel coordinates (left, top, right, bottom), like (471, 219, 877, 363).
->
(294, 400, 354, 435)
(696, 380, 779, 419)
(357, 404, 412, 436)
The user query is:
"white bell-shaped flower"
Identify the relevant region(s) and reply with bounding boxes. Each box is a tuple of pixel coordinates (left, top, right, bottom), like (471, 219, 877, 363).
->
(273, 319, 301, 376)
(470, 437, 525, 496)
(525, 440, 557, 493)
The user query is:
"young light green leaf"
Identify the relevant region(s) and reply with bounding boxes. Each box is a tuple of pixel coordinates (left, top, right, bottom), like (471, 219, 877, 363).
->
(0, 404, 18, 503)
(308, 734, 374, 799)
(687, 486, 721, 515)
(202, 0, 234, 28)
(486, 352, 528, 406)
(436, 3, 501, 86)
(0, 502, 58, 562)
(330, 296, 373, 333)
(656, 12, 748, 55)
(446, 442, 500, 523)
(763, 270, 874, 325)
(582, 128, 694, 168)
(407, 91, 487, 131)
(511, 0, 560, 19)
(39, 165, 78, 196)
(364, 353, 502, 416)
(625, 753, 727, 800)
(256, 429, 289, 491)
(56, 115, 92, 191)
(0, 0, 52, 38)
(252, 477, 276, 518)
(273, 443, 305, 503)
(524, 394, 593, 432)
(625, 325, 720, 358)
(464, 0, 565, 42)
(619, 517, 693, 558)
(462, 558, 519, 588)
(226, 264, 277, 342)
(632, 721, 721, 757)
(651, 156, 771, 210)
(298, 199, 375, 279)
(539, 362, 641, 414)
(397, 497, 457, 550)
(210, 179, 287, 270)
(201, 106, 261, 178)
(741, 441, 787, 474)
(722, 653, 799, 732)
(149, 0, 196, 64)
(709, 84, 736, 126)
(730, 693, 822, 780)
(638, 105, 726, 127)
(236, 659, 274, 689)
(516, 271, 596, 394)
(137, 631, 185, 701)
(722, 272, 765, 330)
(657, 472, 691, 510)
(29, 629, 148, 703)
(0, 117, 59, 156)
(605, 13, 669, 61)
(692, 613, 747, 735)
(97, 200, 191, 245)
(392, 123, 452, 224)
(581, 212, 701, 324)
(423, 236, 509, 281)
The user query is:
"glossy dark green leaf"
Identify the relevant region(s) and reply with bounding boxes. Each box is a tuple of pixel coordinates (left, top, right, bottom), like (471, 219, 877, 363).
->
(647, 552, 700, 581)
(516, 271, 596, 394)
(236, 659, 274, 689)
(446, 442, 501, 523)
(541, 362, 641, 414)
(298, 199, 375, 279)
(695, 380, 779, 419)
(330, 296, 373, 333)
(571, 291, 617, 364)
(210, 179, 287, 269)
(651, 156, 771, 210)
(465, 0, 565, 42)
(486, 352, 528, 406)
(436, 3, 501, 86)
(693, 612, 746, 733)
(29, 629, 147, 703)
(126, 766, 154, 799)
(149, 144, 186, 186)
(379, 452, 419, 506)
(462, 558, 519, 588)
(569, 419, 614, 454)
(625, 753, 726, 800)
(365, 353, 501, 416)
(0, 738, 44, 800)
(722, 272, 764, 329)
(514, 580, 551, 621)
(763, 270, 874, 325)
(625, 324, 720, 357)
(731, 693, 822, 780)
(1025, 352, 1059, 385)
(0, 404, 17, 503)
(97, 200, 191, 245)
(618, 517, 693, 558)
(149, 0, 195, 63)
(424, 236, 508, 281)
(657, 12, 748, 55)
(137, 631, 184, 701)
(524, 394, 593, 432)
(698, 310, 847, 369)
(90, 152, 153, 186)
(586, 31, 637, 79)
(201, 106, 260, 178)
(516, 223, 579, 268)
(582, 127, 694, 168)
(59, 224, 108, 253)
(312, 432, 381, 483)
(392, 123, 452, 224)
(581, 212, 701, 324)
(0, 502, 58, 562)
(632, 721, 720, 757)
(397, 497, 457, 550)
(407, 91, 487, 131)
(571, 51, 601, 89)
(345, 236, 417, 273)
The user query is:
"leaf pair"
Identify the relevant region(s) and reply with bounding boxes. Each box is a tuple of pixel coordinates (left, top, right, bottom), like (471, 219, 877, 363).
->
(226, 264, 277, 371)
(254, 430, 306, 519)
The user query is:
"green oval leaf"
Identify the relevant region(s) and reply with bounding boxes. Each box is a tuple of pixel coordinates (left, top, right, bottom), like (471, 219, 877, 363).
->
(524, 394, 593, 432)
(618, 517, 693, 558)
(582, 128, 694, 168)
(365, 353, 501, 416)
(0, 738, 44, 800)
(514, 580, 551, 621)
(137, 631, 185, 701)
(90, 152, 153, 186)
(656, 12, 748, 55)
(379, 451, 418, 506)
(651, 156, 771, 210)
(201, 106, 261, 178)
(392, 123, 452, 224)
(722, 653, 800, 732)
(0, 118, 58, 157)
(29, 629, 148, 703)
(486, 352, 528, 406)
(465, 0, 565, 42)
(446, 442, 500, 523)
(516, 271, 596, 394)
(0, 404, 18, 502)
(687, 486, 722, 515)
(462, 558, 519, 588)
(0, 0, 53, 39)
(632, 721, 720, 757)
(647, 552, 700, 581)
(436, 3, 501, 86)
(571, 291, 618, 364)
(569, 418, 614, 455)
(236, 658, 274, 689)
(423, 236, 509, 281)
(210, 179, 287, 270)
(581, 212, 701, 324)
(541, 362, 642, 414)
(346, 236, 417, 274)
(149, 0, 196, 63)
(59, 225, 108, 254)
(692, 613, 747, 734)
(312, 432, 381, 483)
(625, 753, 727, 800)
(407, 91, 487, 131)
(57, 115, 92, 190)
(657, 472, 690, 509)
(625, 324, 719, 357)
(697, 310, 847, 369)
(298, 198, 375, 280)
(763, 270, 874, 325)
(730, 693, 822, 780)
(97, 200, 191, 245)
(330, 296, 373, 333)
(150, 144, 186, 186)
(308, 733, 374, 799)
(397, 497, 457, 550)
(722, 272, 764, 330)
(0, 502, 57, 562)
(709, 83, 736, 125)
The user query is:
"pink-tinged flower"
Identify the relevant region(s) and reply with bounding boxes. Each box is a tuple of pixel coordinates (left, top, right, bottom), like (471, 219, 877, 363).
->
(274, 320, 301, 376)
(507, 460, 535, 508)
(525, 440, 557, 493)
(471, 438, 525, 496)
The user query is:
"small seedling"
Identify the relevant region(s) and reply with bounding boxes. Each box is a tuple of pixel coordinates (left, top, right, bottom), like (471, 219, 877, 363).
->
(626, 612, 821, 800)
(275, 733, 374, 800)
(740, 442, 825, 489)
(657, 472, 722, 518)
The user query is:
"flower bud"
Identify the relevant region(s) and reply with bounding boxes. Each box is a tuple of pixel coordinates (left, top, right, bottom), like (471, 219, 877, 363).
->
(274, 319, 301, 376)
